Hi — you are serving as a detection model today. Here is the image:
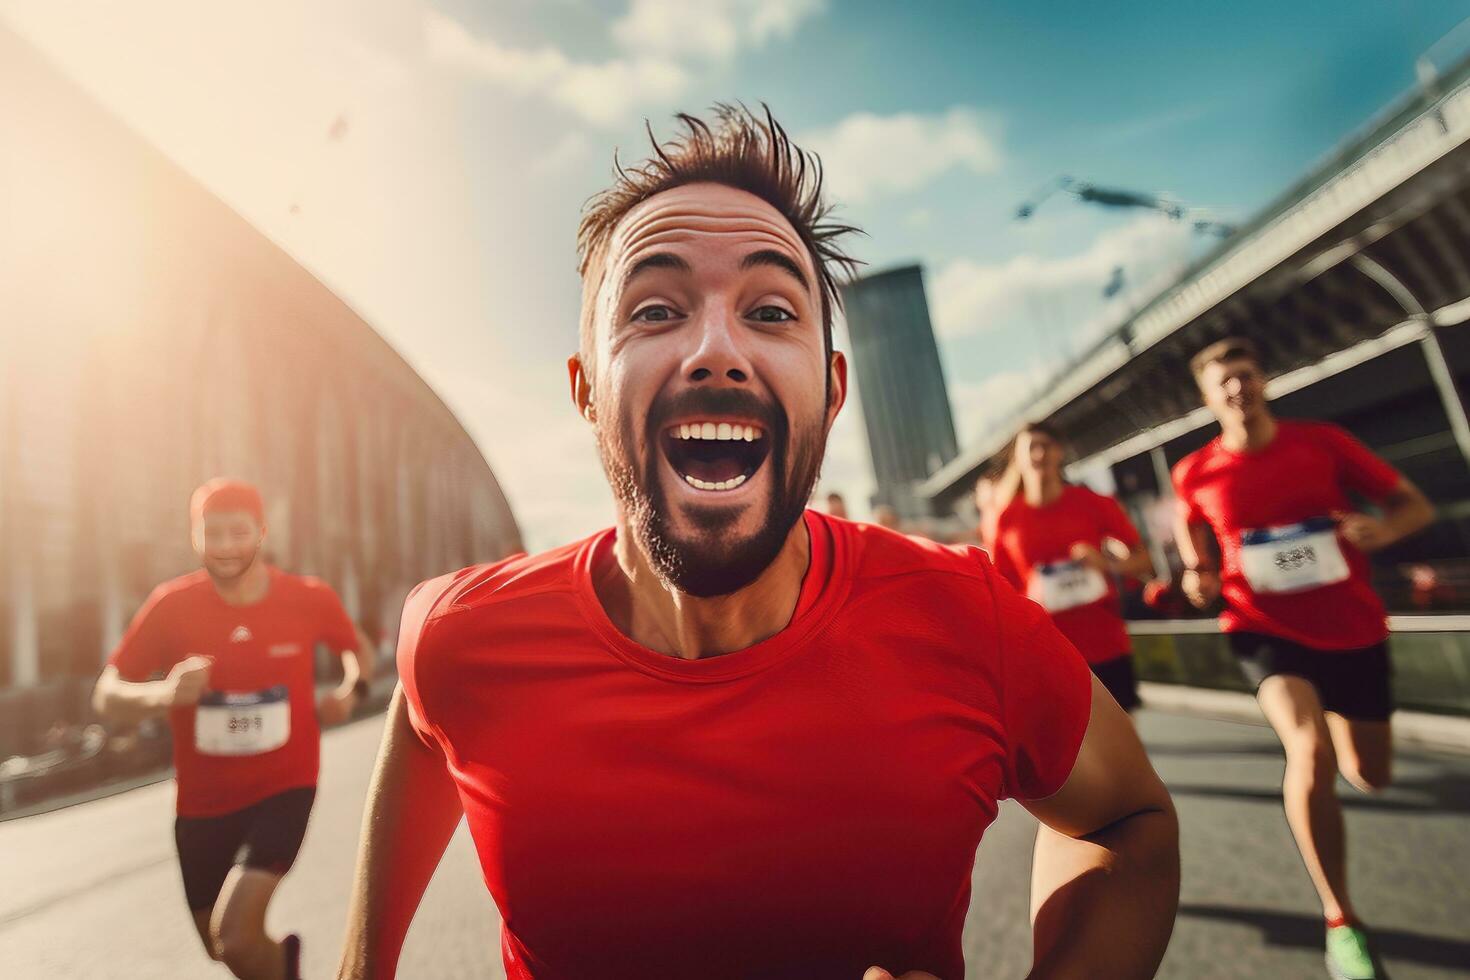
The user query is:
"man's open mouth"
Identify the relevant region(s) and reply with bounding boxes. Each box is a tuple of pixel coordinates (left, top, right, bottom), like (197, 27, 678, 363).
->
(661, 421, 770, 492)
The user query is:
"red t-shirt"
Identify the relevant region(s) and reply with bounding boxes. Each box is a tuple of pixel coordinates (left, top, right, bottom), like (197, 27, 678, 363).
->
(108, 566, 358, 817)
(1172, 420, 1402, 650)
(398, 509, 1092, 980)
(990, 484, 1141, 665)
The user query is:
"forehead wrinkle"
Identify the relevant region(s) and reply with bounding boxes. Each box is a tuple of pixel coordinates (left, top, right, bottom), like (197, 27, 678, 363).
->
(611, 225, 817, 306)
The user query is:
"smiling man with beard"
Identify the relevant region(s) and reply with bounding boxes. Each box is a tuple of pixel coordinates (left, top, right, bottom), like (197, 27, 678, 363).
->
(93, 479, 367, 980)
(337, 107, 1179, 980)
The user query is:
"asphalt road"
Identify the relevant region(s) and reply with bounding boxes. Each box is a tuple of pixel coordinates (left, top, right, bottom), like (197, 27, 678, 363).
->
(2, 708, 1467, 979)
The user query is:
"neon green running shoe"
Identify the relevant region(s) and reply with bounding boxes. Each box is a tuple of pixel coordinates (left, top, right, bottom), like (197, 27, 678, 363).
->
(1325, 924, 1378, 979)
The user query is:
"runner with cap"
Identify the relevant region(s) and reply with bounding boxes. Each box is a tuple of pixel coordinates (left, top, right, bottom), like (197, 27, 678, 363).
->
(337, 106, 1179, 980)
(990, 422, 1154, 713)
(1172, 338, 1434, 980)
(92, 478, 370, 980)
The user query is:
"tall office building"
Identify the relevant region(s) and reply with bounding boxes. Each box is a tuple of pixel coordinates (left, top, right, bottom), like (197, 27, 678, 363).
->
(839, 265, 958, 520)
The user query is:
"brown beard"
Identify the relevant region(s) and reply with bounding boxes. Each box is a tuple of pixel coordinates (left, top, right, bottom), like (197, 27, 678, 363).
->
(203, 545, 261, 585)
(596, 387, 825, 598)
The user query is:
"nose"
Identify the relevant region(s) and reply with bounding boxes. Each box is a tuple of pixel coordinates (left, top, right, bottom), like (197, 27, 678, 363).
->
(684, 306, 752, 386)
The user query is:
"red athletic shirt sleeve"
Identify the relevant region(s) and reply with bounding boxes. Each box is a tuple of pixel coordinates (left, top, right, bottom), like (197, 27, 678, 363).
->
(1098, 493, 1142, 548)
(989, 520, 1026, 592)
(985, 560, 1093, 800)
(1320, 424, 1401, 500)
(1172, 457, 1207, 527)
(396, 577, 451, 751)
(108, 586, 175, 681)
(305, 580, 359, 654)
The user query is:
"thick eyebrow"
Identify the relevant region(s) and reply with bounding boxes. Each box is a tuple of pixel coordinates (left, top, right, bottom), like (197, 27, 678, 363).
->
(740, 249, 810, 292)
(621, 252, 691, 294)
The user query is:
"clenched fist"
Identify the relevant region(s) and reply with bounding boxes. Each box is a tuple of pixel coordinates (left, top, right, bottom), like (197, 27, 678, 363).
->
(166, 655, 213, 707)
(1336, 511, 1391, 554)
(863, 968, 940, 980)
(317, 686, 360, 727)
(1181, 568, 1220, 609)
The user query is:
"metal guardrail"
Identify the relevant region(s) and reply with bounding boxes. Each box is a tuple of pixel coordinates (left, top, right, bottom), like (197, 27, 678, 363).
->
(1128, 615, 1470, 635)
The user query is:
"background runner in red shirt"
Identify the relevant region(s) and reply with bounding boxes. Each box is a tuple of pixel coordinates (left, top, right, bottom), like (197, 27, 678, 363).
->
(991, 422, 1154, 712)
(1172, 338, 1432, 978)
(339, 106, 1179, 980)
(93, 479, 370, 980)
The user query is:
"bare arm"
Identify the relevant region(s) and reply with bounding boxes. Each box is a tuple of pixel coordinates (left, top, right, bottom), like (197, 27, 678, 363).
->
(1022, 675, 1180, 979)
(1173, 512, 1219, 608)
(319, 645, 372, 726)
(337, 684, 464, 979)
(353, 626, 378, 687)
(91, 658, 210, 726)
(1107, 540, 1154, 581)
(1339, 476, 1435, 554)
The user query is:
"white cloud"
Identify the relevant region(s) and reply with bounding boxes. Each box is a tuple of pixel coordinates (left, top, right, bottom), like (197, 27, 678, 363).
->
(424, 10, 686, 126)
(949, 366, 1051, 447)
(931, 213, 1193, 343)
(804, 107, 1002, 203)
(612, 0, 826, 61)
(533, 129, 592, 174)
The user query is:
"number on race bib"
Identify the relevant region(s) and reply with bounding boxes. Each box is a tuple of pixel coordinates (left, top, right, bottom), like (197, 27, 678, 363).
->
(1239, 517, 1351, 595)
(194, 686, 290, 756)
(1028, 558, 1109, 613)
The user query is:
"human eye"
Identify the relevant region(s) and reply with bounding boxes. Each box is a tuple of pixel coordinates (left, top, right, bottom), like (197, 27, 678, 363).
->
(631, 304, 681, 324)
(748, 304, 796, 324)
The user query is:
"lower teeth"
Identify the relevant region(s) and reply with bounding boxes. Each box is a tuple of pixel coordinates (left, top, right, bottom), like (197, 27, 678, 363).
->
(684, 473, 748, 492)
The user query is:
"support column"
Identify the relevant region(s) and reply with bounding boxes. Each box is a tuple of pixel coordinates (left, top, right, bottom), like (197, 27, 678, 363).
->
(1420, 326, 1470, 470)
(1147, 446, 1175, 576)
(1353, 253, 1470, 469)
(11, 552, 38, 688)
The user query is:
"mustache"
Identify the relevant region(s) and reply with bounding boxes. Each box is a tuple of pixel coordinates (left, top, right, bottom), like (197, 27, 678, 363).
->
(645, 386, 785, 440)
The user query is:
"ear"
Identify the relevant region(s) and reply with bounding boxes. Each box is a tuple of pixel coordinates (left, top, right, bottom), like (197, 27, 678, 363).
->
(824, 351, 848, 431)
(568, 355, 595, 423)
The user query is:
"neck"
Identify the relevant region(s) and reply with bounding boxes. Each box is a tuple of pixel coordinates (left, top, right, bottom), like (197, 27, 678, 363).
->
(1220, 410, 1277, 452)
(595, 517, 812, 660)
(1022, 470, 1064, 507)
(212, 560, 271, 606)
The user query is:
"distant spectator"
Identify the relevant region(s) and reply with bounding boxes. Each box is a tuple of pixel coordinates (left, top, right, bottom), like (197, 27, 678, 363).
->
(872, 505, 902, 530)
(825, 492, 848, 519)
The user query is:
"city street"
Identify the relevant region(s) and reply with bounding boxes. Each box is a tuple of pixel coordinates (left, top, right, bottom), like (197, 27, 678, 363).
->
(3, 707, 1468, 979)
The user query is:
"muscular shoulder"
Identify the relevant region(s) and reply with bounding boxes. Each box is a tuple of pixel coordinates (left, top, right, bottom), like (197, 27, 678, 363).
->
(396, 538, 593, 732)
(1280, 418, 1344, 445)
(275, 570, 338, 602)
(1171, 440, 1218, 489)
(843, 518, 997, 595)
(401, 538, 590, 659)
(145, 569, 213, 613)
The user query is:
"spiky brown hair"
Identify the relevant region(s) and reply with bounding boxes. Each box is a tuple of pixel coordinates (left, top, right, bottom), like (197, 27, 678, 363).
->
(576, 103, 862, 359)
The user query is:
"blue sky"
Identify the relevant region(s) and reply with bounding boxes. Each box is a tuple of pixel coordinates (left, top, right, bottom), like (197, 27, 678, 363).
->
(4, 0, 1466, 549)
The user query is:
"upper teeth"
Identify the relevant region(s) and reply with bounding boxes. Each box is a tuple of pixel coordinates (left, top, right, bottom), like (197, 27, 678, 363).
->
(673, 422, 762, 441)
(684, 473, 749, 492)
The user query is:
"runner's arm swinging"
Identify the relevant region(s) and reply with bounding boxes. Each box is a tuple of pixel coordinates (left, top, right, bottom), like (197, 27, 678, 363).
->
(1173, 512, 1220, 608)
(91, 656, 212, 725)
(1021, 674, 1180, 979)
(1101, 539, 1154, 580)
(1338, 476, 1434, 554)
(337, 684, 463, 980)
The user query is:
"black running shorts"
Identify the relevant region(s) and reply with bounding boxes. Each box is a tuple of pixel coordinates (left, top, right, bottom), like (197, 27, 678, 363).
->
(1227, 631, 1392, 722)
(174, 786, 316, 912)
(1090, 653, 1141, 712)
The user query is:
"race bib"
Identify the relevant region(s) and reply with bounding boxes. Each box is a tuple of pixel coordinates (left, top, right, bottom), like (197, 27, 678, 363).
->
(1028, 558, 1109, 613)
(1239, 517, 1350, 595)
(194, 686, 290, 756)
